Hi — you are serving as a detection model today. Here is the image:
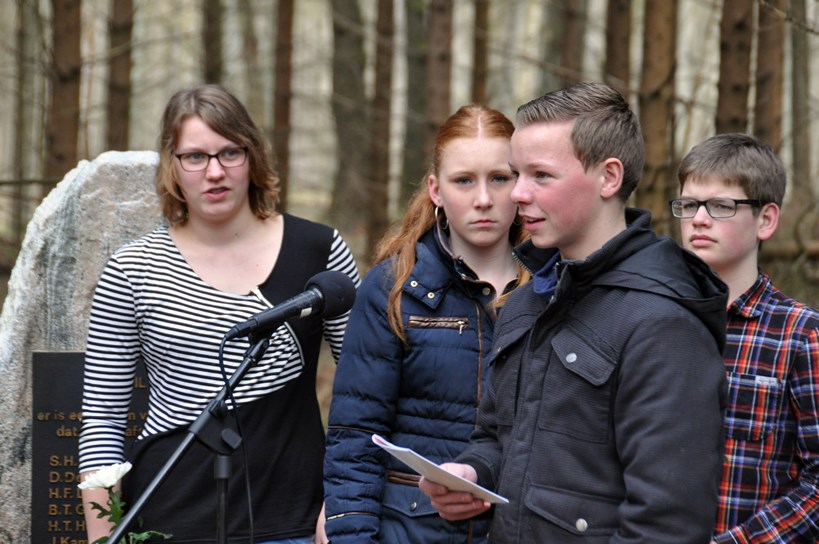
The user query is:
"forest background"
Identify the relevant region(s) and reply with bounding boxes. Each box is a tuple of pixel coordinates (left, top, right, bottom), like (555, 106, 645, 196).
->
(0, 0, 817, 310)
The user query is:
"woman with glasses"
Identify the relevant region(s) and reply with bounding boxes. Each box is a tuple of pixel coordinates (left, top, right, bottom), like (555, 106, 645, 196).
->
(78, 84, 360, 544)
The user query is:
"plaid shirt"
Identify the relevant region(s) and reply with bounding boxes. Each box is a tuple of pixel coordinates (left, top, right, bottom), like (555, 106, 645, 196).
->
(713, 273, 819, 543)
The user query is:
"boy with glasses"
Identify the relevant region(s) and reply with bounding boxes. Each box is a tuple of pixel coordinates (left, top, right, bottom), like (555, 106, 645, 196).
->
(673, 133, 819, 543)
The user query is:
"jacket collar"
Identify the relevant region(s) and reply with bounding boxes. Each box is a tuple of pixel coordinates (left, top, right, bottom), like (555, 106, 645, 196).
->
(511, 208, 728, 349)
(403, 225, 490, 310)
(512, 208, 654, 276)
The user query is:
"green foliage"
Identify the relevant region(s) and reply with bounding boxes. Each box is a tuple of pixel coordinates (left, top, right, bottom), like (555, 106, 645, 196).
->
(90, 488, 172, 544)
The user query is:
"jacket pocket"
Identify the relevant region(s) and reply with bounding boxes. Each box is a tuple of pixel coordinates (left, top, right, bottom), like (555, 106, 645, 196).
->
(524, 483, 619, 537)
(538, 326, 617, 443)
(408, 315, 469, 334)
(724, 371, 784, 441)
(381, 480, 438, 518)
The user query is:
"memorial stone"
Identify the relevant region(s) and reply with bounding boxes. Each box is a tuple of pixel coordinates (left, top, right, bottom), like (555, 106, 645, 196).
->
(0, 151, 161, 543)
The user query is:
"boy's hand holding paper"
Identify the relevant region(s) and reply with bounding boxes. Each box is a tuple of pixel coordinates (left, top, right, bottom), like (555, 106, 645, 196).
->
(371, 434, 509, 504)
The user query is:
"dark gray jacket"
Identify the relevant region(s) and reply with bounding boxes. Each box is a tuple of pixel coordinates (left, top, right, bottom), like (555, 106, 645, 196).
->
(458, 208, 728, 543)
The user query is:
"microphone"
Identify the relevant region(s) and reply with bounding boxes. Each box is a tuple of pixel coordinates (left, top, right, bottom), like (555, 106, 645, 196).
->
(225, 270, 356, 341)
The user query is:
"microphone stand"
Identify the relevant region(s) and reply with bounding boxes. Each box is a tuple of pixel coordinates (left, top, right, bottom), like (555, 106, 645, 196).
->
(107, 336, 271, 544)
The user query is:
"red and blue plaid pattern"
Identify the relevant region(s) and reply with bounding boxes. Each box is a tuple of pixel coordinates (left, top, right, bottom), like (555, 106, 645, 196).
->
(713, 274, 819, 543)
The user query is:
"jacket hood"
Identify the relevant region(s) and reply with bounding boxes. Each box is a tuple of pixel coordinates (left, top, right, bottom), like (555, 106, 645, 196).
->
(513, 208, 729, 349)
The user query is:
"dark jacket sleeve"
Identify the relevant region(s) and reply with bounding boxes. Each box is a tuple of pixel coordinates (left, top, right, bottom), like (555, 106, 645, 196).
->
(455, 361, 504, 492)
(612, 310, 726, 543)
(323, 263, 404, 544)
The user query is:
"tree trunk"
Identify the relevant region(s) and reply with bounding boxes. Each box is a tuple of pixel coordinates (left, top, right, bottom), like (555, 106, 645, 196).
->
(715, 0, 752, 134)
(202, 0, 223, 84)
(784, 0, 813, 238)
(540, 0, 565, 93)
(471, 0, 489, 105)
(605, 0, 631, 99)
(239, 0, 264, 126)
(399, 0, 427, 209)
(366, 0, 394, 259)
(45, 0, 82, 190)
(329, 0, 371, 235)
(638, 0, 677, 235)
(753, 0, 784, 151)
(487, 0, 524, 114)
(560, 0, 586, 87)
(273, 0, 294, 211)
(106, 0, 133, 151)
(13, 0, 38, 242)
(425, 0, 453, 152)
(762, 0, 817, 310)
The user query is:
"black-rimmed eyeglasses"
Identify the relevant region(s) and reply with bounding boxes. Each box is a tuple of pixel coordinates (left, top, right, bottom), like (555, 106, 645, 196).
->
(175, 147, 248, 172)
(669, 197, 762, 219)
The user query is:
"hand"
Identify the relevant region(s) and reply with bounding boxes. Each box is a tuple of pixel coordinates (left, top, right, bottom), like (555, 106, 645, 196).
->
(314, 502, 328, 544)
(419, 462, 492, 521)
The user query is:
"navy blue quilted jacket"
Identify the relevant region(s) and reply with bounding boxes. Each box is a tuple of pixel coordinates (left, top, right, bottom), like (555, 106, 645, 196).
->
(324, 226, 507, 543)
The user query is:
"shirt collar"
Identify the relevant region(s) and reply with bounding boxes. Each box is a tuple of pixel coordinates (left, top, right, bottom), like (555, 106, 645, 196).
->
(729, 272, 771, 319)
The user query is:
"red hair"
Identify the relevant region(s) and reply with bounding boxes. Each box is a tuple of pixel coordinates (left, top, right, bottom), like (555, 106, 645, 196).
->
(375, 104, 529, 342)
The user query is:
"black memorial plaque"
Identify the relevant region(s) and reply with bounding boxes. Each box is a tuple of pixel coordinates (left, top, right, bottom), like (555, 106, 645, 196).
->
(32, 351, 148, 544)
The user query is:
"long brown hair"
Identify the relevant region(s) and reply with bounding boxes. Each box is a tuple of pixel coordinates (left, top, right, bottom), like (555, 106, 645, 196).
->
(155, 84, 280, 225)
(375, 104, 530, 342)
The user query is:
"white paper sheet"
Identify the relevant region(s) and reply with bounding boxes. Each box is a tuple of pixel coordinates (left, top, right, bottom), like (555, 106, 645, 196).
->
(372, 434, 509, 504)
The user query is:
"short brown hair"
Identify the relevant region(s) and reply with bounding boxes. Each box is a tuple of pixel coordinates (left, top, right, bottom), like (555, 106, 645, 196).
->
(155, 84, 279, 224)
(516, 82, 644, 200)
(677, 133, 786, 206)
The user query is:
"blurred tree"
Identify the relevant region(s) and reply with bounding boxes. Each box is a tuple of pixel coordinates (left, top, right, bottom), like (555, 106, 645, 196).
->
(366, 0, 394, 259)
(637, 0, 677, 235)
(753, 0, 785, 151)
(329, 0, 371, 235)
(560, 0, 587, 87)
(425, 0, 452, 151)
(604, 0, 631, 99)
(273, 0, 294, 210)
(399, 0, 428, 210)
(239, 0, 264, 125)
(106, 0, 133, 151)
(777, 0, 816, 258)
(471, 0, 489, 105)
(716, 0, 752, 134)
(540, 0, 565, 93)
(203, 0, 223, 84)
(760, 0, 819, 306)
(13, 0, 39, 242)
(44, 0, 81, 191)
(789, 0, 811, 212)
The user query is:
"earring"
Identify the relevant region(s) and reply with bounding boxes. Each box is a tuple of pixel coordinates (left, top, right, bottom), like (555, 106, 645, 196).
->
(435, 206, 449, 230)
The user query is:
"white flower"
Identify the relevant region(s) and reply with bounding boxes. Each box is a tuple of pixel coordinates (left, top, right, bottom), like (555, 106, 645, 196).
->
(77, 462, 133, 490)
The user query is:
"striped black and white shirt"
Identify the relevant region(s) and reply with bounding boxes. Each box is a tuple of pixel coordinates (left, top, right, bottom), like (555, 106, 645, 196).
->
(79, 215, 360, 475)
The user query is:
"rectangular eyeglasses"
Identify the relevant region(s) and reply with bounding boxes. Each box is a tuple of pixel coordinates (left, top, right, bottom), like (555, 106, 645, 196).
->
(669, 197, 762, 219)
(175, 147, 248, 172)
